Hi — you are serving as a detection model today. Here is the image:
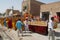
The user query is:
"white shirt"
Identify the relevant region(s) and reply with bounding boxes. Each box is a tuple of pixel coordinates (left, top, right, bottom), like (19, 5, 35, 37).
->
(48, 20, 54, 30)
(24, 20, 28, 27)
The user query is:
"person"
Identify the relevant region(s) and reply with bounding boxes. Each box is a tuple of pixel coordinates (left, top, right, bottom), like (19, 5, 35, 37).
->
(12, 19, 17, 30)
(23, 17, 29, 33)
(16, 19, 23, 37)
(8, 18, 12, 29)
(3, 18, 7, 27)
(48, 17, 55, 40)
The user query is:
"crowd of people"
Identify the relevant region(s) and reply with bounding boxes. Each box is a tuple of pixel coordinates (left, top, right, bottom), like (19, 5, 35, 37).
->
(0, 16, 59, 40)
(0, 17, 34, 37)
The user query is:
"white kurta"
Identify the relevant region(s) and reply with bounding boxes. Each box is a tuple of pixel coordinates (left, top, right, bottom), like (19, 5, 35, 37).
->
(48, 20, 54, 30)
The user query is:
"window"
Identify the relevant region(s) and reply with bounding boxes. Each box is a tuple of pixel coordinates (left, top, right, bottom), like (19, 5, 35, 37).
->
(42, 12, 49, 21)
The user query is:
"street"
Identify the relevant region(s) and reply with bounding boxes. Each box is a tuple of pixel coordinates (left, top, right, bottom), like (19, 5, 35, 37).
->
(0, 24, 60, 40)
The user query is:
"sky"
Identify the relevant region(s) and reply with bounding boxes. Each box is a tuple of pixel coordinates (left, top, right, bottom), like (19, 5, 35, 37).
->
(0, 0, 60, 13)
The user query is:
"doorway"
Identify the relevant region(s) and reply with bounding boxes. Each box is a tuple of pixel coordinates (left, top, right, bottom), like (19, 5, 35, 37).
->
(56, 12, 60, 22)
(42, 12, 49, 21)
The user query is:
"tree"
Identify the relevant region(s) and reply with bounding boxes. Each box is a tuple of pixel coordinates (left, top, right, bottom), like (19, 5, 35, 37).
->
(2, 13, 6, 16)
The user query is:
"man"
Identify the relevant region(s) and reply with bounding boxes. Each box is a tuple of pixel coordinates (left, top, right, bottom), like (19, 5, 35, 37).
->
(16, 19, 23, 37)
(23, 17, 29, 33)
(48, 17, 55, 40)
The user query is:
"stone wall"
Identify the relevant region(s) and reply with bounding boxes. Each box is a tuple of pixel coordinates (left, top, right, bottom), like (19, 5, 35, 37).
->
(40, 2, 60, 16)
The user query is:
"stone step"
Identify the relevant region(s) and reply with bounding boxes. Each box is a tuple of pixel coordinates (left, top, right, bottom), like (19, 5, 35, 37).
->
(5, 30, 20, 40)
(0, 31, 10, 40)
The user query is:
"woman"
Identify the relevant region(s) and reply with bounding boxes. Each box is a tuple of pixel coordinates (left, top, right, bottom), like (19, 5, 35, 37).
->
(16, 19, 23, 37)
(8, 18, 12, 29)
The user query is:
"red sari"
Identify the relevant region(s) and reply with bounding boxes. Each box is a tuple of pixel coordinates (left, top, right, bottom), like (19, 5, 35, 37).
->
(8, 20, 12, 28)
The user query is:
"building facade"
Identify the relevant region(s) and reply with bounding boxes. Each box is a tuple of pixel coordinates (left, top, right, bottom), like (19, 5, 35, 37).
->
(22, 0, 60, 21)
(22, 0, 44, 16)
(5, 9, 21, 17)
(40, 2, 60, 21)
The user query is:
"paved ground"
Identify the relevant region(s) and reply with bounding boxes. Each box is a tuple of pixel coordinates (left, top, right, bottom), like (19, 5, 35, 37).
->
(0, 36, 3, 40)
(0, 30, 60, 40)
(0, 24, 60, 40)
